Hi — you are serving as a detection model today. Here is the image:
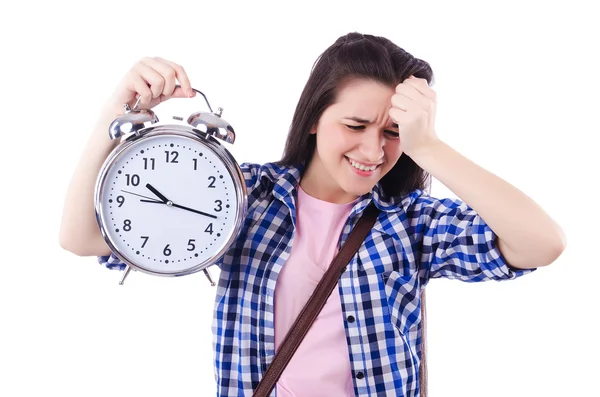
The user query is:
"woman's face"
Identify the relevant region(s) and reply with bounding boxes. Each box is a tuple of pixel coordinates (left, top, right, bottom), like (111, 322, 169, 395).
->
(303, 78, 403, 203)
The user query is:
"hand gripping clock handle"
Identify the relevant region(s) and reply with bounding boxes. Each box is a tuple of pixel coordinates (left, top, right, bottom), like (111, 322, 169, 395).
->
(132, 85, 214, 113)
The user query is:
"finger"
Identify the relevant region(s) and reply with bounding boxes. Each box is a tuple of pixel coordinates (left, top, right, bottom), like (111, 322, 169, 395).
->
(389, 107, 407, 125)
(154, 57, 195, 97)
(391, 93, 410, 111)
(134, 61, 165, 99)
(129, 73, 154, 107)
(157, 86, 189, 104)
(402, 76, 436, 101)
(140, 57, 177, 97)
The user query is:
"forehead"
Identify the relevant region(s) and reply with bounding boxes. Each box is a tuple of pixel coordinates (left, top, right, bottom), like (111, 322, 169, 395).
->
(333, 78, 395, 108)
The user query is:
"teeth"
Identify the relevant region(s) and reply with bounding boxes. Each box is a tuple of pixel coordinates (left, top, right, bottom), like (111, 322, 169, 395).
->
(349, 158, 378, 171)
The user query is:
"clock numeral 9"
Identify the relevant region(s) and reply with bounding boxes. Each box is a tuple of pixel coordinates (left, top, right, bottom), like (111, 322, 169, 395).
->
(187, 239, 196, 251)
(165, 150, 179, 163)
(163, 244, 172, 256)
(123, 219, 132, 232)
(208, 176, 216, 188)
(125, 174, 140, 186)
(116, 195, 125, 207)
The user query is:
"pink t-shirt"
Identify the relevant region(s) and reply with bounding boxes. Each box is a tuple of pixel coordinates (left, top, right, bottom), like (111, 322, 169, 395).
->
(274, 186, 359, 397)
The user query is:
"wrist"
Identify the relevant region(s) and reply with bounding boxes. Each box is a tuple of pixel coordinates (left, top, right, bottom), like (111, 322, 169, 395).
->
(406, 138, 446, 164)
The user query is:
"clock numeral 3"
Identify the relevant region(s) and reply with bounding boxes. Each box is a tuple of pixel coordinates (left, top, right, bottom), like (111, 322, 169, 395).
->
(125, 174, 140, 186)
(165, 150, 179, 163)
(215, 200, 222, 212)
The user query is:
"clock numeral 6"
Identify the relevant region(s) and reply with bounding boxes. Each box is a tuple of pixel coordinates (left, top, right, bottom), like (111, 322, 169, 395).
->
(163, 244, 172, 256)
(187, 239, 196, 251)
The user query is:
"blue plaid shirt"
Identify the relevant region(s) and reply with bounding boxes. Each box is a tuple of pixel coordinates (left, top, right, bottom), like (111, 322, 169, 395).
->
(99, 161, 536, 396)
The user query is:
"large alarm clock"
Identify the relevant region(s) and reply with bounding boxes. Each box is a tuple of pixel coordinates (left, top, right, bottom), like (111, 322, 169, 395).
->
(94, 88, 247, 286)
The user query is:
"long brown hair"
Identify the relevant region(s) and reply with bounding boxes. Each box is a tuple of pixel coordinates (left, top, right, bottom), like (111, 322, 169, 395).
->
(276, 32, 435, 197)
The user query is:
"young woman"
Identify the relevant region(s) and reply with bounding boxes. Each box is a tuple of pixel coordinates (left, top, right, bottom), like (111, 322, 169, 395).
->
(59, 32, 566, 397)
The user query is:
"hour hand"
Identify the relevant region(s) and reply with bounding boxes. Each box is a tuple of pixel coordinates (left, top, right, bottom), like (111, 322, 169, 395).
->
(146, 183, 169, 203)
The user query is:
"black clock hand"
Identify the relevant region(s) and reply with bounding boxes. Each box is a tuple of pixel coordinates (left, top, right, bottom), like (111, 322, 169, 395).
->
(145, 183, 169, 203)
(139, 199, 217, 219)
(171, 203, 217, 219)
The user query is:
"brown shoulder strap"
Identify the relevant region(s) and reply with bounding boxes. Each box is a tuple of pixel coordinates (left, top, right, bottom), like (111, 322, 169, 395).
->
(419, 288, 428, 396)
(252, 202, 380, 397)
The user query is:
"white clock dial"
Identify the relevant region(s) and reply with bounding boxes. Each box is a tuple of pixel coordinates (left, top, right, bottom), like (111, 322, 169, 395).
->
(97, 133, 239, 274)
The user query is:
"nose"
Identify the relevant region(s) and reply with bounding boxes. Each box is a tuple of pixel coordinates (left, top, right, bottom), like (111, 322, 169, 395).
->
(359, 129, 385, 162)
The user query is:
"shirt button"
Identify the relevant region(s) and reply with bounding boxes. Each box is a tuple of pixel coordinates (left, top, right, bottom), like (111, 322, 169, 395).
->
(356, 371, 364, 380)
(347, 315, 355, 323)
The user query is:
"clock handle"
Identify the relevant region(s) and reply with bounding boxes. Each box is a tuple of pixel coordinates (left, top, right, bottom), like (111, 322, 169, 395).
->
(131, 85, 214, 113)
(118, 265, 133, 285)
(203, 268, 216, 287)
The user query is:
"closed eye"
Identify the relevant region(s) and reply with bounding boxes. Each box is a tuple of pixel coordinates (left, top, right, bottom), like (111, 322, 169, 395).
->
(345, 124, 399, 138)
(345, 124, 364, 131)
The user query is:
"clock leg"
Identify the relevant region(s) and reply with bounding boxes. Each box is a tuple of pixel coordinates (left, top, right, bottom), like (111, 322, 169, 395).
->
(119, 266, 132, 285)
(203, 268, 216, 287)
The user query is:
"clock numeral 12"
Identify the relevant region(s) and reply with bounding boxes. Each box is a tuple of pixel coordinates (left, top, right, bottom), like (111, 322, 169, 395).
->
(165, 151, 179, 163)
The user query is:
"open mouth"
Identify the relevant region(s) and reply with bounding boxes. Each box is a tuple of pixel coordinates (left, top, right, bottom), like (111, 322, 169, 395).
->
(345, 156, 381, 175)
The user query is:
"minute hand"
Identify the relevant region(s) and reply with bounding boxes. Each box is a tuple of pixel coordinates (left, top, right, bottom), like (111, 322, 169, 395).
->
(171, 203, 218, 219)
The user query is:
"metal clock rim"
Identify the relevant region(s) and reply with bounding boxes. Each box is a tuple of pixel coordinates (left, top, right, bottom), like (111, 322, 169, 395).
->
(94, 125, 248, 279)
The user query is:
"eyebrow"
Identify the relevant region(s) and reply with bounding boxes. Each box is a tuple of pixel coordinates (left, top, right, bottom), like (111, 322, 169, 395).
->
(344, 116, 398, 129)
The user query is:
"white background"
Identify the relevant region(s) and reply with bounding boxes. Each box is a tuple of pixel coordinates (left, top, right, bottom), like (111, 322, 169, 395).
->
(1, 1, 598, 396)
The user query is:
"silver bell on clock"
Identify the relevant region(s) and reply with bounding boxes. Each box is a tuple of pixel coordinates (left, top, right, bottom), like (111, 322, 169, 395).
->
(94, 88, 248, 286)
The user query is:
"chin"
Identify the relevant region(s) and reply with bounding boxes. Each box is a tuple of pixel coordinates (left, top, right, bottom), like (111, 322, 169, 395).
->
(338, 179, 375, 198)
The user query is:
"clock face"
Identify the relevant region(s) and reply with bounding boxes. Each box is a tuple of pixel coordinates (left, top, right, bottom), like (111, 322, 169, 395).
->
(96, 133, 241, 274)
